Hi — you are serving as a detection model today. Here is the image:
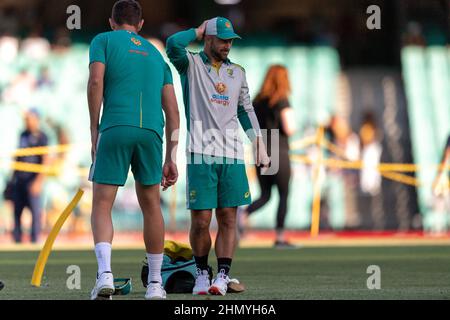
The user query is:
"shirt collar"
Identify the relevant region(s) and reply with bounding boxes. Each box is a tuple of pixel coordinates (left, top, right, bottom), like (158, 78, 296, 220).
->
(199, 50, 231, 66)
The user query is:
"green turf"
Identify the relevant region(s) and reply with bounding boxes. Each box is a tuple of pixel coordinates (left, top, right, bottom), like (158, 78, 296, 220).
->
(0, 246, 449, 300)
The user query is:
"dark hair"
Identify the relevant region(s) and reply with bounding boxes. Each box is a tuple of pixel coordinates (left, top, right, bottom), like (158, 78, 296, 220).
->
(112, 0, 142, 27)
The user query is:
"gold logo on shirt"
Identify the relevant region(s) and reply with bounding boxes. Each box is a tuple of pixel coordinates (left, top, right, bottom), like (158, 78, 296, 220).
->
(215, 82, 227, 94)
(131, 37, 142, 46)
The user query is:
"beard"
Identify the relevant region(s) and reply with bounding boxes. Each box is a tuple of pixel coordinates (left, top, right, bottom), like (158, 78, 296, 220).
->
(211, 46, 230, 62)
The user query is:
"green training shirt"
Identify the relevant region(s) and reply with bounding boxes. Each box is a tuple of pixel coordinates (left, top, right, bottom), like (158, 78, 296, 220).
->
(89, 30, 173, 139)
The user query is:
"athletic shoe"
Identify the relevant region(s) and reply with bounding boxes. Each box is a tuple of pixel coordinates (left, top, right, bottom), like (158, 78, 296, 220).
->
(192, 268, 211, 295)
(90, 271, 115, 300)
(145, 282, 167, 300)
(208, 270, 229, 296)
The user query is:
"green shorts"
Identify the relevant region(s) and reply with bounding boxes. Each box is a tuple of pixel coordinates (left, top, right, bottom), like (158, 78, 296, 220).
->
(186, 153, 251, 210)
(89, 126, 162, 186)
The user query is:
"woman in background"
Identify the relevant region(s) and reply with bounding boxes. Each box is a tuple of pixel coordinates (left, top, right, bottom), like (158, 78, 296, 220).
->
(239, 65, 296, 248)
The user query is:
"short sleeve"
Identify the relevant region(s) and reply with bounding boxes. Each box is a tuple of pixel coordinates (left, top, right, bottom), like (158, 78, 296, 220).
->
(275, 98, 290, 111)
(89, 34, 107, 65)
(163, 62, 173, 85)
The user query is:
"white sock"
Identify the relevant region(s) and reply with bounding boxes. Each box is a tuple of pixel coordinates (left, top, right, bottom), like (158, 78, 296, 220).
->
(146, 253, 163, 285)
(95, 242, 112, 276)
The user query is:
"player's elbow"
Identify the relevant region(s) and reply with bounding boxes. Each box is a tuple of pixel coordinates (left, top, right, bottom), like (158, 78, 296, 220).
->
(88, 76, 103, 88)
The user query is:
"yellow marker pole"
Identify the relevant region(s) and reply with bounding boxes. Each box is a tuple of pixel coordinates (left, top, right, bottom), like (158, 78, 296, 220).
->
(31, 189, 84, 287)
(311, 127, 325, 237)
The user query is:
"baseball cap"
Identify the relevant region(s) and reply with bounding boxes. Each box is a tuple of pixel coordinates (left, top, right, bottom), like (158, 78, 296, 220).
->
(205, 17, 241, 40)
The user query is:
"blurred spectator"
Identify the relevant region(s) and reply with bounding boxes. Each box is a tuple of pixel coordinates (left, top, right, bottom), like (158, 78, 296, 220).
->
(329, 115, 360, 229)
(359, 111, 384, 229)
(11, 108, 48, 243)
(238, 65, 297, 248)
(402, 21, 426, 47)
(2, 69, 36, 105)
(21, 26, 51, 60)
(36, 67, 54, 89)
(430, 134, 450, 234)
(52, 27, 72, 53)
(0, 34, 19, 63)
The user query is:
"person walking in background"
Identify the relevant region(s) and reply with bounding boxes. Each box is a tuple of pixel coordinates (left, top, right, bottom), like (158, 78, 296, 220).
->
(11, 108, 48, 243)
(238, 65, 297, 248)
(88, 0, 179, 300)
(359, 111, 384, 229)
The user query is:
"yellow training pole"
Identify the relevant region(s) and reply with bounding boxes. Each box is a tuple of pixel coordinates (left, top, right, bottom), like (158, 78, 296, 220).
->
(31, 188, 84, 287)
(310, 127, 325, 237)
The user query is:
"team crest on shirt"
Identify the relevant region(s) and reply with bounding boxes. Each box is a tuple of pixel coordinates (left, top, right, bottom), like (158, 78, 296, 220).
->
(226, 68, 234, 78)
(215, 82, 227, 94)
(211, 82, 230, 106)
(131, 37, 142, 46)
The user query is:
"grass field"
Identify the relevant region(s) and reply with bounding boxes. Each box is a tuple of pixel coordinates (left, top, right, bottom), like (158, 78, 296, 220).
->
(0, 246, 450, 300)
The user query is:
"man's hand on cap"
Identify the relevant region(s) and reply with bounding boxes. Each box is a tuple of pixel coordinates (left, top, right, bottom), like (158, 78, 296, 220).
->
(196, 20, 208, 41)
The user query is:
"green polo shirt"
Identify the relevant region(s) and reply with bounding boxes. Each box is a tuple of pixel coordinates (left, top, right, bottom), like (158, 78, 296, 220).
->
(89, 30, 173, 139)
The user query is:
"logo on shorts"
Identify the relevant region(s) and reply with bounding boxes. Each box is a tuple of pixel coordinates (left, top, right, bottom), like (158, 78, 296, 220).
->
(131, 37, 142, 46)
(190, 190, 197, 202)
(244, 191, 250, 198)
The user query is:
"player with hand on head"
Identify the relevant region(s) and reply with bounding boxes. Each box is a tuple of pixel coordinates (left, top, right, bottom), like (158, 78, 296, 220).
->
(166, 17, 270, 296)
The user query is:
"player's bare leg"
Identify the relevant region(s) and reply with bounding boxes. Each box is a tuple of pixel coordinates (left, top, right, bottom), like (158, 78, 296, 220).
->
(135, 182, 166, 299)
(91, 183, 118, 244)
(190, 210, 213, 256)
(90, 182, 118, 300)
(215, 207, 237, 258)
(209, 207, 237, 295)
(135, 182, 164, 253)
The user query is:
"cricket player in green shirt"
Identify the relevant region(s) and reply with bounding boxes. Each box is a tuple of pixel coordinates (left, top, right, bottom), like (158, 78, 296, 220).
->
(88, 0, 179, 300)
(166, 17, 270, 296)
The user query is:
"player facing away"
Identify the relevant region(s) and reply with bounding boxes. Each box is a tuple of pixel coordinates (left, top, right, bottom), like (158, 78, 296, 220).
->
(166, 17, 270, 296)
(87, 0, 179, 300)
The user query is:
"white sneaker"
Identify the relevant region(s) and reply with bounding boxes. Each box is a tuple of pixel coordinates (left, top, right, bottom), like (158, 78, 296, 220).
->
(145, 282, 167, 300)
(90, 272, 115, 300)
(208, 270, 229, 296)
(192, 268, 211, 295)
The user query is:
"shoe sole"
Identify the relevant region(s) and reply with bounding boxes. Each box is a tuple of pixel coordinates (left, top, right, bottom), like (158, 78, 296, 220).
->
(145, 296, 166, 300)
(192, 291, 208, 295)
(208, 286, 226, 296)
(93, 286, 114, 300)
